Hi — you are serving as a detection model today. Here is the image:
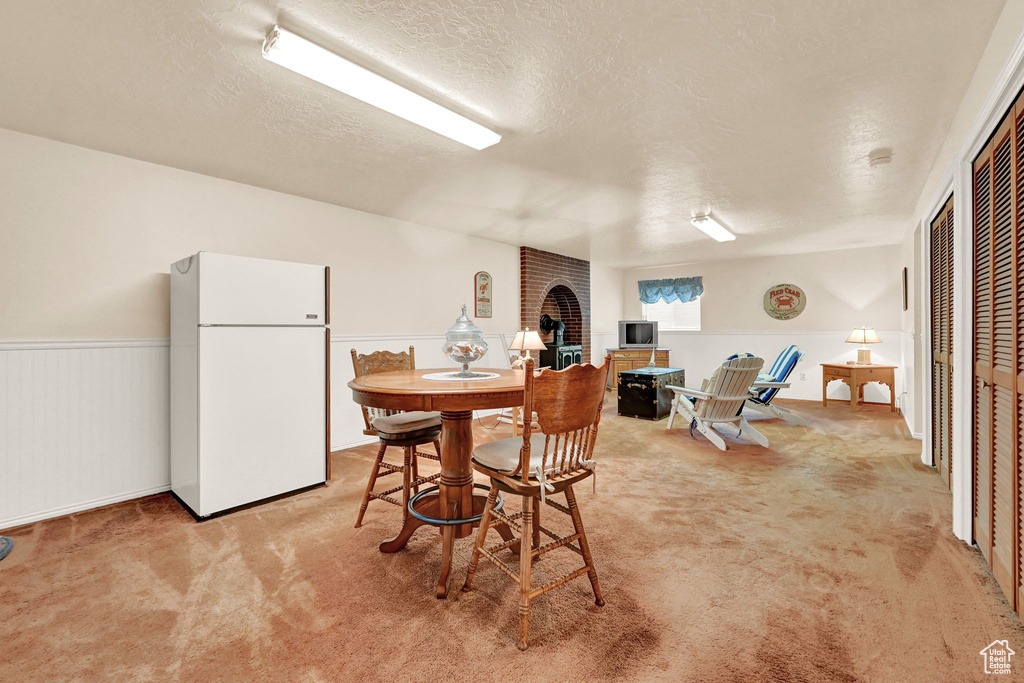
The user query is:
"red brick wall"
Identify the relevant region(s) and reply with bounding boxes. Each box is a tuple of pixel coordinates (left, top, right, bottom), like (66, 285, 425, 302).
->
(520, 247, 590, 361)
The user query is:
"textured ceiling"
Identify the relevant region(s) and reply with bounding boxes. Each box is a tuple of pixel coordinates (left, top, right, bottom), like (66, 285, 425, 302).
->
(0, 0, 1007, 267)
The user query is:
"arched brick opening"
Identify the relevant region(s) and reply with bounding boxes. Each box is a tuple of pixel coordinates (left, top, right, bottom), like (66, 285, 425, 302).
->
(540, 285, 583, 346)
(520, 247, 591, 362)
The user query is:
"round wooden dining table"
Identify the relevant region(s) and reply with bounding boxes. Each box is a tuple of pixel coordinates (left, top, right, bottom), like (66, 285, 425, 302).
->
(348, 367, 526, 598)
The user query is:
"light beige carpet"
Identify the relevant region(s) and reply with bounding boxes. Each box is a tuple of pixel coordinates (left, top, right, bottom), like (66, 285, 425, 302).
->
(2, 399, 1021, 681)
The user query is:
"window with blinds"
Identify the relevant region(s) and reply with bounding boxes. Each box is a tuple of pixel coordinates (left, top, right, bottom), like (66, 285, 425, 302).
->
(972, 93, 1024, 616)
(641, 297, 701, 331)
(930, 195, 954, 490)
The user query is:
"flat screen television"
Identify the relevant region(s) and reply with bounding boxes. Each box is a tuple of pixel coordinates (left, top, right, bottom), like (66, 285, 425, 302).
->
(618, 320, 658, 348)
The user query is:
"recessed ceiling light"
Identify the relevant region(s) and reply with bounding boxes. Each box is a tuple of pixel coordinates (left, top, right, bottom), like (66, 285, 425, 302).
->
(262, 25, 502, 150)
(690, 214, 736, 242)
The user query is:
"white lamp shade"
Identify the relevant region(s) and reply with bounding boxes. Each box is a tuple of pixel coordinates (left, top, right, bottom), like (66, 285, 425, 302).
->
(510, 328, 546, 351)
(845, 328, 881, 344)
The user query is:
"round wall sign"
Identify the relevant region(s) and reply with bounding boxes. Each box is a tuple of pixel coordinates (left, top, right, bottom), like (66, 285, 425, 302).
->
(763, 283, 806, 320)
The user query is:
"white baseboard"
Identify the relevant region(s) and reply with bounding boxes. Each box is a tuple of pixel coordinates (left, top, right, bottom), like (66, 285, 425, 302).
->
(909, 409, 925, 440)
(330, 435, 378, 452)
(0, 484, 172, 532)
(779, 394, 899, 405)
(775, 394, 820, 403)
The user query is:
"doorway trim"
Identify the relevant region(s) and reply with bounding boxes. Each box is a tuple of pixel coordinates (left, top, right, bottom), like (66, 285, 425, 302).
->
(929, 27, 1024, 543)
(918, 170, 954, 474)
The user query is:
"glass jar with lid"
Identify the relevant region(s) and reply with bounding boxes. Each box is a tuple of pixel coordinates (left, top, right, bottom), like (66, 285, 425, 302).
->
(442, 304, 489, 378)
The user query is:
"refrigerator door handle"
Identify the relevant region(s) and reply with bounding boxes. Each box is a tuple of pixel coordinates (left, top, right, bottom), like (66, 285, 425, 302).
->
(174, 255, 195, 274)
(325, 266, 331, 326)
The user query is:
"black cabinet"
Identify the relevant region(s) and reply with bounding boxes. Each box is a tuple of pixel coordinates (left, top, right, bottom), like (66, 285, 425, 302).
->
(539, 343, 583, 370)
(617, 367, 685, 420)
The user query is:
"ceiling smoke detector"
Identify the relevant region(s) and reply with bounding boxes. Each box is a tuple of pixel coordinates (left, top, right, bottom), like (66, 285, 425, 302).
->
(868, 148, 893, 168)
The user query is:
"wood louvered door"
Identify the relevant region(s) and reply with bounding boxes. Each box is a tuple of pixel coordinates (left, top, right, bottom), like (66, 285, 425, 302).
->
(930, 195, 954, 489)
(972, 97, 1023, 614)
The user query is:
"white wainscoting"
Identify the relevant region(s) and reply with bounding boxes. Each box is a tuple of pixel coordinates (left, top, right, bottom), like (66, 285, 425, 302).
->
(0, 339, 171, 530)
(647, 329, 911, 409)
(0, 333, 516, 530)
(0, 329, 917, 529)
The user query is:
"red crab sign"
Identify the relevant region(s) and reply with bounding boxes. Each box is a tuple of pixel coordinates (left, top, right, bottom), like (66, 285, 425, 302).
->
(763, 283, 806, 320)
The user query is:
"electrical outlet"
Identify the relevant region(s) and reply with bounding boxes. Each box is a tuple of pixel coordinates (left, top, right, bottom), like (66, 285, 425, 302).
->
(799, 372, 807, 381)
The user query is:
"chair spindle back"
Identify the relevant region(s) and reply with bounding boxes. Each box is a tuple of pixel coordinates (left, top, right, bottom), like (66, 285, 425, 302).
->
(518, 355, 611, 483)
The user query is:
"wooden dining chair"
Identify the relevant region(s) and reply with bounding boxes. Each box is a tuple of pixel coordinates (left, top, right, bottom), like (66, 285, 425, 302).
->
(351, 346, 442, 527)
(462, 355, 611, 650)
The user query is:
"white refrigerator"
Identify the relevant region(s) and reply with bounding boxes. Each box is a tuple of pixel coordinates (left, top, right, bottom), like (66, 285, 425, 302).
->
(170, 252, 330, 518)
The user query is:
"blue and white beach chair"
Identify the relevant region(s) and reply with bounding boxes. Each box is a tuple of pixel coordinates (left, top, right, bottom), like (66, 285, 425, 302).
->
(729, 345, 808, 426)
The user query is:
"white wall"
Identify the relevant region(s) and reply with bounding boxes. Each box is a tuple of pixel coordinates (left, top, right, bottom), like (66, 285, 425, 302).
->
(909, 0, 1024, 226)
(902, 0, 1024, 449)
(900, 225, 923, 436)
(0, 128, 520, 340)
(590, 262, 624, 363)
(616, 244, 910, 423)
(0, 128, 530, 529)
(622, 244, 903, 332)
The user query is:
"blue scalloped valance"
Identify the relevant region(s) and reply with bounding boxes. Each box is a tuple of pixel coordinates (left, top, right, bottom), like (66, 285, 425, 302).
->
(637, 277, 703, 304)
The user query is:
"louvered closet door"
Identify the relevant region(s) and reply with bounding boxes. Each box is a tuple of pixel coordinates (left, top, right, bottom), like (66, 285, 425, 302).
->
(972, 103, 1022, 613)
(1014, 102, 1024, 613)
(930, 195, 954, 489)
(1018, 104, 1024, 612)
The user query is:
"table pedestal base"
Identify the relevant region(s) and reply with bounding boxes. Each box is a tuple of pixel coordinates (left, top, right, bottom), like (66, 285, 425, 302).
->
(378, 492, 488, 597)
(380, 492, 518, 598)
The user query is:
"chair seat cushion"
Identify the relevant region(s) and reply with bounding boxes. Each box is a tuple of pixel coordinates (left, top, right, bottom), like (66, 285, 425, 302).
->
(472, 433, 549, 474)
(372, 411, 441, 435)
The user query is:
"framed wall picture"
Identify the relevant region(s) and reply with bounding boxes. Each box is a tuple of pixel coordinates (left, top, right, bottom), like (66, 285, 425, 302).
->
(475, 271, 492, 318)
(902, 267, 908, 311)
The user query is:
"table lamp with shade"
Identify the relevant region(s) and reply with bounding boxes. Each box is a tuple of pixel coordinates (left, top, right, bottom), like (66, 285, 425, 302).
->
(846, 328, 881, 364)
(509, 328, 546, 368)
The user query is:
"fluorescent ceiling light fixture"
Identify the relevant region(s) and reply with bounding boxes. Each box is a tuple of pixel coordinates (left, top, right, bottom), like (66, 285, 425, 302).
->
(690, 214, 736, 242)
(262, 25, 501, 150)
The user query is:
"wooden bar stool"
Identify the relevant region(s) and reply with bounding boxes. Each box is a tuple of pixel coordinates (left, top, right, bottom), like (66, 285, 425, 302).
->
(463, 355, 611, 650)
(352, 347, 442, 527)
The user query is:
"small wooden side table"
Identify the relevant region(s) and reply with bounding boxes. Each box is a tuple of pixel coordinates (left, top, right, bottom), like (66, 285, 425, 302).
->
(821, 363, 897, 412)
